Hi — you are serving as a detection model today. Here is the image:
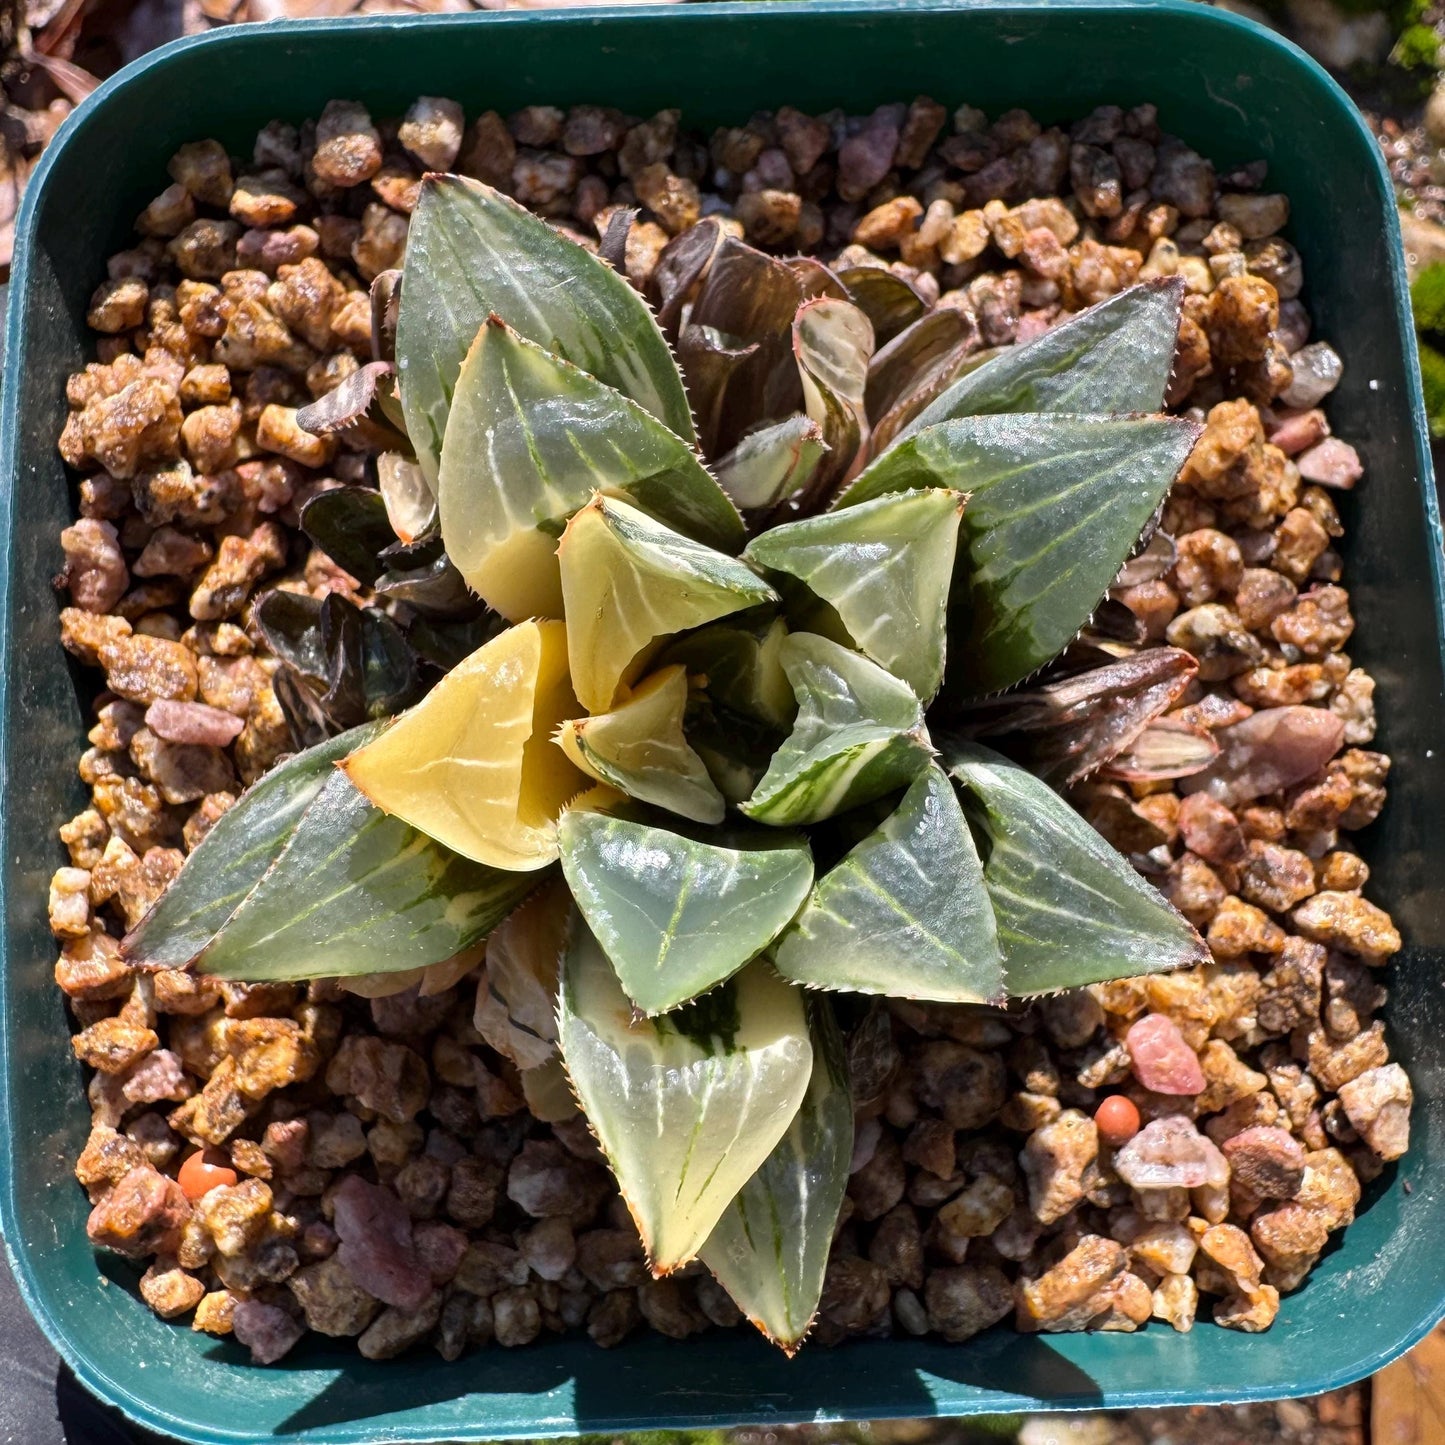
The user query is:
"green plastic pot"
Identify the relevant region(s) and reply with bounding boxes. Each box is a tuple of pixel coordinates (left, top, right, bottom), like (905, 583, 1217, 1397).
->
(1, 1, 1441, 1439)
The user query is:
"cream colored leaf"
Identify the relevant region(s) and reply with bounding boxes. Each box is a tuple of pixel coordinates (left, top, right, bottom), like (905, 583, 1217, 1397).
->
(343, 619, 585, 870)
(559, 915, 812, 1274)
(558, 494, 777, 713)
(556, 665, 724, 824)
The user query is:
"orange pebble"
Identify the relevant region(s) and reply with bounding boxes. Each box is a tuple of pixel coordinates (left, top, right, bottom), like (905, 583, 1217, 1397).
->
(1094, 1094, 1142, 1147)
(177, 1147, 238, 1200)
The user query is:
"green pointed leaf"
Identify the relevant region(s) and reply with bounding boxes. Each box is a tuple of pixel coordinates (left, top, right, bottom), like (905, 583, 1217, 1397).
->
(897, 277, 1185, 443)
(838, 413, 1198, 696)
(740, 633, 931, 827)
(943, 739, 1209, 995)
(556, 665, 725, 824)
(714, 415, 828, 513)
(558, 810, 814, 1015)
(438, 317, 740, 621)
(559, 494, 777, 712)
(773, 763, 1003, 1003)
(122, 723, 385, 968)
(700, 1001, 852, 1352)
(744, 488, 964, 700)
(658, 615, 796, 730)
(558, 920, 813, 1272)
(794, 297, 874, 499)
(196, 770, 536, 981)
(397, 174, 694, 486)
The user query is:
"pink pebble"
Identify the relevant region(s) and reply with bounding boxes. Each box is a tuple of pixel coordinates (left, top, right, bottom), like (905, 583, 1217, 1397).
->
(1295, 437, 1362, 489)
(1265, 407, 1328, 456)
(332, 1175, 431, 1311)
(232, 1299, 304, 1365)
(145, 699, 246, 747)
(1125, 1012, 1206, 1095)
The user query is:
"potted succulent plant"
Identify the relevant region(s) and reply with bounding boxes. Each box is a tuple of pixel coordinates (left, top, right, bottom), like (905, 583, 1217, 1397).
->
(120, 176, 1211, 1349)
(1, 3, 1440, 1442)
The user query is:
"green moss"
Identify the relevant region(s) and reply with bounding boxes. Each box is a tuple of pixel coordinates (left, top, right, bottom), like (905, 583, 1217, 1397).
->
(1411, 264, 1445, 337)
(1417, 340, 1445, 438)
(1392, 21, 1440, 67)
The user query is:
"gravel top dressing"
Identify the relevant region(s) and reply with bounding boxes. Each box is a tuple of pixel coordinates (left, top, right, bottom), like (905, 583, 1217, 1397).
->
(46, 90, 1407, 1367)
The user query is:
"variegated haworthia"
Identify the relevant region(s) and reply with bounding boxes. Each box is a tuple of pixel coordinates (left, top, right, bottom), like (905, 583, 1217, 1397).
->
(135, 169, 1209, 1352)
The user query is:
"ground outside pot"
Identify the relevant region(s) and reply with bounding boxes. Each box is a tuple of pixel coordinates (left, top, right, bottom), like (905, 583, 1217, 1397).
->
(1, 2, 1442, 1440)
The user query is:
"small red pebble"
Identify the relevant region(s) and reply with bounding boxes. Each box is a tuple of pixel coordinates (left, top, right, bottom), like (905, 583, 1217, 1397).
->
(1094, 1094, 1142, 1147)
(177, 1147, 237, 1200)
(1126, 1012, 1207, 1096)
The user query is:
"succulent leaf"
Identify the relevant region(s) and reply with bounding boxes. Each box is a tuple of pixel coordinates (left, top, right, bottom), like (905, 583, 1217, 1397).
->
(437, 316, 741, 622)
(963, 648, 1199, 787)
(397, 175, 694, 485)
(744, 488, 965, 700)
(835, 265, 927, 346)
(700, 1001, 852, 1351)
(647, 218, 724, 339)
(339, 944, 485, 1001)
(897, 277, 1185, 443)
(740, 633, 932, 826)
(254, 589, 327, 685)
(680, 236, 842, 455)
(299, 486, 395, 588)
(195, 770, 536, 981)
(558, 918, 814, 1273)
(556, 665, 725, 824)
(942, 739, 1210, 994)
(558, 494, 777, 713)
(658, 615, 796, 730)
(714, 414, 828, 514)
(864, 308, 975, 420)
(773, 763, 1003, 1003)
(372, 548, 481, 621)
(794, 296, 874, 498)
(342, 619, 585, 870)
(377, 452, 437, 545)
(520, 1056, 580, 1122)
(558, 810, 815, 1016)
(838, 413, 1199, 696)
(295, 361, 398, 438)
(1100, 717, 1220, 782)
(474, 880, 569, 1070)
(122, 721, 386, 968)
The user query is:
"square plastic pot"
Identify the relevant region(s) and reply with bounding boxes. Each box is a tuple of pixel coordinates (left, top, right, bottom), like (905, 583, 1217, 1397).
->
(1, 2, 1442, 1440)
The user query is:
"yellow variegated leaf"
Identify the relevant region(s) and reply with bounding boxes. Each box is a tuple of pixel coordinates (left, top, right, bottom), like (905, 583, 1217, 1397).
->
(700, 1002, 852, 1352)
(556, 665, 725, 824)
(343, 619, 585, 870)
(437, 318, 740, 621)
(558, 494, 777, 713)
(558, 914, 813, 1274)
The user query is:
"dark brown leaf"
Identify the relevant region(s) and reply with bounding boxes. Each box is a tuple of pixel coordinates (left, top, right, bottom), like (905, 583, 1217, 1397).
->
(295, 361, 396, 437)
(598, 206, 637, 275)
(647, 218, 723, 339)
(961, 648, 1199, 787)
(370, 270, 401, 365)
(836, 265, 927, 346)
(1099, 718, 1220, 782)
